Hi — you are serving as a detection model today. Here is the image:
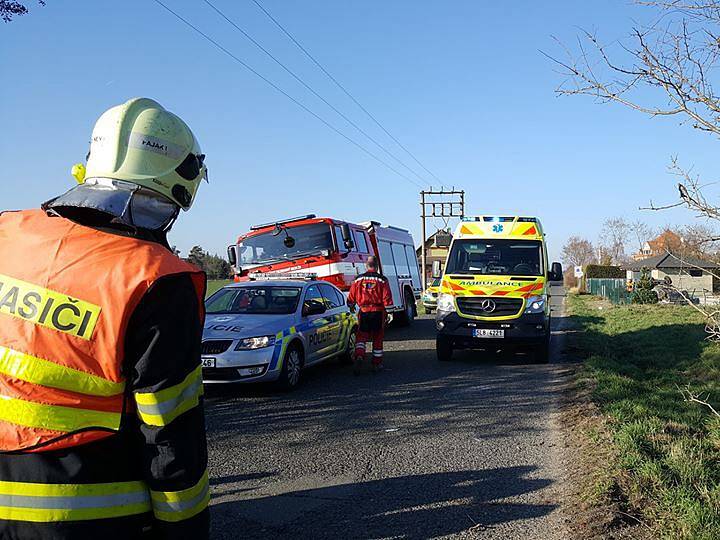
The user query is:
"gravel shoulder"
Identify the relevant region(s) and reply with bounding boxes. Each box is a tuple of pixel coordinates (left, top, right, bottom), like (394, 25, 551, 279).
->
(206, 291, 572, 539)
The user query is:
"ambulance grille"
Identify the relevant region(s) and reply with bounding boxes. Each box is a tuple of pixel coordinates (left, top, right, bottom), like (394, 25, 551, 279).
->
(201, 340, 233, 355)
(456, 297, 523, 318)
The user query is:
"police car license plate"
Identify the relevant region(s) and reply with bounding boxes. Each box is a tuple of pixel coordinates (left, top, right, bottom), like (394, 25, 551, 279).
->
(201, 357, 216, 368)
(473, 329, 504, 338)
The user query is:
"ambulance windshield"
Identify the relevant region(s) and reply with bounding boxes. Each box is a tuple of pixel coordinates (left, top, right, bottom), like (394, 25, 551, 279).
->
(238, 223, 334, 266)
(445, 240, 543, 276)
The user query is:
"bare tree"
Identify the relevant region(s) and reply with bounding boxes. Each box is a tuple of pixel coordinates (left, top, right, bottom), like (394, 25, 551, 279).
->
(549, 2, 720, 222)
(680, 222, 720, 259)
(561, 236, 596, 268)
(599, 217, 631, 264)
(1, 1, 45, 22)
(550, 1, 720, 334)
(630, 219, 656, 256)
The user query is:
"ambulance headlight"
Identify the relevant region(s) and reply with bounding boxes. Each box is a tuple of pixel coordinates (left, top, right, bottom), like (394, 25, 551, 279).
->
(436, 294, 456, 313)
(235, 336, 276, 350)
(524, 295, 547, 314)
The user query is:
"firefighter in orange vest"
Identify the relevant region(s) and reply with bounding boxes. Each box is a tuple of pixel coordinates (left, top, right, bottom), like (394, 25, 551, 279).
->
(0, 98, 210, 539)
(348, 256, 393, 373)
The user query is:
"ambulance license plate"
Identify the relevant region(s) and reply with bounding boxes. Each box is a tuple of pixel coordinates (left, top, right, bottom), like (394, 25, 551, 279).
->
(473, 329, 504, 338)
(201, 357, 216, 368)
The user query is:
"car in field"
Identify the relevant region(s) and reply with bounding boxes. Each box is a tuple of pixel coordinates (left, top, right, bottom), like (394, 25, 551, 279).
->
(421, 277, 442, 314)
(201, 277, 357, 389)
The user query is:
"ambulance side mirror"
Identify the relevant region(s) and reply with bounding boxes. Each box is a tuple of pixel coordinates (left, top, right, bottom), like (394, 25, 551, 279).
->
(431, 260, 442, 279)
(549, 262, 563, 282)
(340, 223, 355, 250)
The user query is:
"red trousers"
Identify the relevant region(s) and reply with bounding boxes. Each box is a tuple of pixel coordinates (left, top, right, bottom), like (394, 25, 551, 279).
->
(355, 313, 385, 366)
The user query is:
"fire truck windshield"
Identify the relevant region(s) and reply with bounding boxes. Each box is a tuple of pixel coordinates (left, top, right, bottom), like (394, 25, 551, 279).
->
(238, 223, 334, 266)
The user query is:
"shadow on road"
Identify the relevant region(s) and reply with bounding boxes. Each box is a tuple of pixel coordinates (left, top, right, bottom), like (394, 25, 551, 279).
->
(210, 466, 556, 539)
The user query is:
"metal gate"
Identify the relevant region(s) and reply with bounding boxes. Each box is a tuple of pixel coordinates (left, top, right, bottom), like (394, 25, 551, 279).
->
(587, 278, 631, 305)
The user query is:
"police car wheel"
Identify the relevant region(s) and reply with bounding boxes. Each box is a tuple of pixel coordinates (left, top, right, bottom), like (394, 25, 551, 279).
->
(278, 344, 303, 390)
(341, 328, 357, 364)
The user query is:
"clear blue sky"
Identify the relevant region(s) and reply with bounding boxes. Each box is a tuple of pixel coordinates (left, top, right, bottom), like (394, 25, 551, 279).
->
(1, 0, 715, 262)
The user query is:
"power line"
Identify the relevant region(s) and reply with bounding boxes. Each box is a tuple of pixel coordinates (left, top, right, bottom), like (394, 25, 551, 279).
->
(251, 0, 444, 186)
(151, 0, 423, 188)
(202, 0, 429, 187)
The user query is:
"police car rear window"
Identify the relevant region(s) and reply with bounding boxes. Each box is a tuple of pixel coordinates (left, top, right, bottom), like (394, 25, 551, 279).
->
(206, 287, 302, 315)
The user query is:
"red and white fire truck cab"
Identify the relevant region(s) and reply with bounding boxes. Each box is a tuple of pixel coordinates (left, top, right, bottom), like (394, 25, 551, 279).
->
(227, 215, 422, 324)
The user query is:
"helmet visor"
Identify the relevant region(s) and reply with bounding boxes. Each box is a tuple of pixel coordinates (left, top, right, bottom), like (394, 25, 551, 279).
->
(45, 178, 179, 230)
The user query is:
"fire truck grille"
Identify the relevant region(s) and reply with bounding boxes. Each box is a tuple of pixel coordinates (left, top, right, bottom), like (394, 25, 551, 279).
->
(456, 297, 523, 318)
(201, 340, 233, 355)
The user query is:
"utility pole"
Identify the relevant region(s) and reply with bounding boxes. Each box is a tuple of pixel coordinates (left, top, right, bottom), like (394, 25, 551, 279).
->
(420, 188, 465, 289)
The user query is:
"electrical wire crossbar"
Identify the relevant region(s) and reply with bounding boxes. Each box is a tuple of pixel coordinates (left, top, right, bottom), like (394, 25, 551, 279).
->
(151, 0, 424, 189)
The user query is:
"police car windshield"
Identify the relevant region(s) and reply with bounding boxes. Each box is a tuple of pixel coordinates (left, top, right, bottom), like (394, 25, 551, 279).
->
(238, 223, 334, 266)
(445, 240, 543, 276)
(206, 287, 302, 315)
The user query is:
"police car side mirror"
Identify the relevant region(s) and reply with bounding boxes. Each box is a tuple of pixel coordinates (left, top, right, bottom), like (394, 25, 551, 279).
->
(303, 300, 326, 316)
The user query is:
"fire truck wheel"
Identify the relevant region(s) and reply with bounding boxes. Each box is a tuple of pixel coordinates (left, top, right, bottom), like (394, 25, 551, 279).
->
(395, 289, 416, 327)
(341, 327, 357, 364)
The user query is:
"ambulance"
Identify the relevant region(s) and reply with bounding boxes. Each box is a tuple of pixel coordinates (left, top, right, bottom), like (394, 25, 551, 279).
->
(434, 216, 563, 363)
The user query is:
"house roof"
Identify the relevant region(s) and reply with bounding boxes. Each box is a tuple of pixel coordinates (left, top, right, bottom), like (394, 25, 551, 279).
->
(626, 253, 717, 270)
(647, 230, 683, 252)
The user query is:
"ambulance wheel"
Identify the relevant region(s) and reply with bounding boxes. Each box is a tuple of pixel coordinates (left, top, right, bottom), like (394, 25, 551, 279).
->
(534, 337, 550, 364)
(342, 327, 358, 364)
(277, 343, 303, 390)
(436, 336, 453, 362)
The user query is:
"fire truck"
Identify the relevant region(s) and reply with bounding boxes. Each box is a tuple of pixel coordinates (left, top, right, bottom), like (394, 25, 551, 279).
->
(226, 215, 422, 325)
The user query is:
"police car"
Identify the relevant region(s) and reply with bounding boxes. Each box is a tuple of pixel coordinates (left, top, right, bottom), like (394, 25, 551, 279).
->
(201, 276, 357, 389)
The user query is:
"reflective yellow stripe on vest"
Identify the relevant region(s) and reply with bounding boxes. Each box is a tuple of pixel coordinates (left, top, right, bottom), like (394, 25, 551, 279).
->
(0, 479, 151, 522)
(0, 395, 121, 433)
(0, 345, 124, 397)
(134, 365, 203, 427)
(150, 470, 210, 522)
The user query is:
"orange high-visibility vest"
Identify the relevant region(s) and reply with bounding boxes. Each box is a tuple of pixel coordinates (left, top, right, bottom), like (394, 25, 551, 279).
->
(0, 209, 205, 452)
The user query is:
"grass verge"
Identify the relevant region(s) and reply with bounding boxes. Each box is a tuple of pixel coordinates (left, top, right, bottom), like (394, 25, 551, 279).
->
(566, 294, 719, 539)
(206, 279, 232, 297)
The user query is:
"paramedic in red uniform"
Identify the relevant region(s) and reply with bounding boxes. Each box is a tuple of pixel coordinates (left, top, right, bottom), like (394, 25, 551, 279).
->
(347, 256, 393, 372)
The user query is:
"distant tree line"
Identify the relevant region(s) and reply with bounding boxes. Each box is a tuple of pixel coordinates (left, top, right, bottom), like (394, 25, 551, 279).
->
(561, 217, 720, 271)
(185, 246, 232, 280)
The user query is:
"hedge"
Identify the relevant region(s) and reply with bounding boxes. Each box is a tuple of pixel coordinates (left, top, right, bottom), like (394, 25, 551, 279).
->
(584, 264, 625, 279)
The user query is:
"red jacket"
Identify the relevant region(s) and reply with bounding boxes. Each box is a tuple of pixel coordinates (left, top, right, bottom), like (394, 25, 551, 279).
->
(348, 271, 393, 312)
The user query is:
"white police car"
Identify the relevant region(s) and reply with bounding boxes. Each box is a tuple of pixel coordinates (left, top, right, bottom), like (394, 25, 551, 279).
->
(201, 277, 357, 389)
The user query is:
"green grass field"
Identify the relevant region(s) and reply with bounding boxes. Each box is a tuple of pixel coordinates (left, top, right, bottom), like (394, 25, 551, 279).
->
(567, 294, 720, 539)
(206, 279, 232, 297)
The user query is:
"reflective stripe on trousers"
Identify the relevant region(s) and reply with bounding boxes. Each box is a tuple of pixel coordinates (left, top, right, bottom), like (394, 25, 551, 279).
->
(150, 470, 210, 522)
(0, 480, 151, 522)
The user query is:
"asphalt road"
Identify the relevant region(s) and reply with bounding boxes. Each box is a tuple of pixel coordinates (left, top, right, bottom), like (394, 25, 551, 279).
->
(205, 290, 570, 539)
